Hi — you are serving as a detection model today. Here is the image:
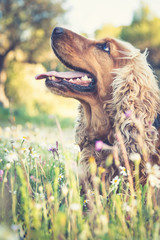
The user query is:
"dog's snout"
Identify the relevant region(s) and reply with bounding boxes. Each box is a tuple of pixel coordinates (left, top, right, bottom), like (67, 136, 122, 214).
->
(51, 27, 64, 39)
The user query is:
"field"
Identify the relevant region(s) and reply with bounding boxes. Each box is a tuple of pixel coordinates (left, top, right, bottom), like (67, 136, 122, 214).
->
(0, 120, 160, 240)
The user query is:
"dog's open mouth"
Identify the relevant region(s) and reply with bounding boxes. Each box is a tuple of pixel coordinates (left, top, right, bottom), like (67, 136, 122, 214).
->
(35, 70, 96, 92)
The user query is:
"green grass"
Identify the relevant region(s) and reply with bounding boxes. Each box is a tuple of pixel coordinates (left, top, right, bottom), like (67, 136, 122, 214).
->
(0, 106, 74, 128)
(0, 123, 160, 239)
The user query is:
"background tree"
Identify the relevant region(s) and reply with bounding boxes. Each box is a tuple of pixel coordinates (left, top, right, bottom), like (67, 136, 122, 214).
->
(0, 0, 66, 107)
(120, 3, 160, 69)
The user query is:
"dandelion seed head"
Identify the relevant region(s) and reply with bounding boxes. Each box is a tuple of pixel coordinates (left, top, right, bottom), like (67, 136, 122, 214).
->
(129, 153, 141, 162)
(6, 163, 11, 170)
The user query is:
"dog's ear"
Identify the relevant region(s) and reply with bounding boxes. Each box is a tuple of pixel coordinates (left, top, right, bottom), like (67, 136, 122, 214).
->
(108, 40, 160, 165)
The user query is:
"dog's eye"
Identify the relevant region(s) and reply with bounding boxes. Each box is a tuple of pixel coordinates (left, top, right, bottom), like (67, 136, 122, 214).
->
(96, 42, 110, 54)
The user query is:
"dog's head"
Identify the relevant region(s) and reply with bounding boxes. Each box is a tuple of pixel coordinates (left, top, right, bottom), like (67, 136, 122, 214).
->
(36, 27, 138, 105)
(35, 27, 160, 149)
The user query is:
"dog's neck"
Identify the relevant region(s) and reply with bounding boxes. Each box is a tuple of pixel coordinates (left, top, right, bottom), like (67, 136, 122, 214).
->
(81, 100, 111, 142)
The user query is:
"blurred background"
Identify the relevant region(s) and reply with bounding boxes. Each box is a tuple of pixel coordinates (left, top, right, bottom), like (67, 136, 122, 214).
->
(0, 0, 160, 128)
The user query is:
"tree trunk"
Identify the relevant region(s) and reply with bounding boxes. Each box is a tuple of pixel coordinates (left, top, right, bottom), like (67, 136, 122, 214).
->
(0, 55, 9, 108)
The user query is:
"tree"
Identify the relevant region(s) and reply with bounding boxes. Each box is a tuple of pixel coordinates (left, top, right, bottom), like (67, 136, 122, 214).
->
(0, 0, 66, 107)
(120, 3, 160, 69)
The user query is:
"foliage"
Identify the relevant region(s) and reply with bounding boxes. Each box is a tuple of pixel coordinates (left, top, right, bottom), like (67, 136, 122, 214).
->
(0, 0, 67, 107)
(95, 24, 122, 39)
(0, 0, 66, 62)
(5, 62, 78, 117)
(120, 4, 160, 68)
(0, 124, 160, 239)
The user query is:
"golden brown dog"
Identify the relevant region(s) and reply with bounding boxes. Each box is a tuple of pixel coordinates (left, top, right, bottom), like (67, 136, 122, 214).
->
(36, 27, 160, 188)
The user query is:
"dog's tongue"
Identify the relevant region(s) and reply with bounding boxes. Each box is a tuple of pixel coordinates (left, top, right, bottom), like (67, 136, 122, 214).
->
(35, 71, 91, 80)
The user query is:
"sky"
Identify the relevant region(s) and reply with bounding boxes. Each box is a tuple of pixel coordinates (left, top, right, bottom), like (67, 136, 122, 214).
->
(61, 0, 160, 37)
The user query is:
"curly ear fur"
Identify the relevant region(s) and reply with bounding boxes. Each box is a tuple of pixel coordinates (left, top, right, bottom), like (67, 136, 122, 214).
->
(106, 41, 160, 178)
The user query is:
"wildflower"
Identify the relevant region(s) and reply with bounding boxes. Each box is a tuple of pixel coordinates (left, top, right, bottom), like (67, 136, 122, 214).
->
(0, 170, 4, 177)
(129, 153, 141, 163)
(70, 203, 81, 211)
(124, 110, 132, 118)
(5, 151, 18, 163)
(119, 166, 128, 176)
(62, 185, 68, 196)
(83, 199, 90, 207)
(30, 175, 40, 183)
(30, 151, 40, 159)
(22, 136, 29, 140)
(146, 162, 160, 188)
(11, 224, 19, 231)
(6, 163, 11, 170)
(89, 156, 95, 163)
(48, 141, 59, 158)
(95, 140, 104, 151)
(111, 176, 121, 188)
(98, 167, 106, 175)
(3, 177, 7, 182)
(35, 203, 42, 209)
(39, 186, 43, 192)
(49, 196, 54, 202)
(122, 203, 132, 212)
(58, 173, 64, 181)
(0, 169, 4, 182)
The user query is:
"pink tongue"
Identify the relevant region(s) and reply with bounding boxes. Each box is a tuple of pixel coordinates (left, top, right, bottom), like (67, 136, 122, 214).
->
(35, 71, 91, 80)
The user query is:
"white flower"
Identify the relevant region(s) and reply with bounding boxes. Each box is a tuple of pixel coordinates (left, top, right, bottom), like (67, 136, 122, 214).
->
(146, 162, 160, 188)
(122, 203, 132, 212)
(119, 166, 128, 176)
(5, 151, 18, 163)
(129, 153, 141, 162)
(111, 176, 121, 188)
(6, 163, 11, 170)
(83, 199, 90, 207)
(58, 174, 64, 181)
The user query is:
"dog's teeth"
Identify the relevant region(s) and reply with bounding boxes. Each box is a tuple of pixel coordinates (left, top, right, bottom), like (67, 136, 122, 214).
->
(81, 75, 92, 81)
(69, 79, 74, 83)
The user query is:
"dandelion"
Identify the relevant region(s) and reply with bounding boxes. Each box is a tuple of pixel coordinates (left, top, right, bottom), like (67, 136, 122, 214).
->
(49, 196, 54, 202)
(62, 185, 68, 196)
(146, 162, 160, 188)
(119, 166, 128, 176)
(6, 163, 11, 170)
(39, 186, 43, 192)
(98, 167, 106, 175)
(111, 176, 121, 188)
(95, 140, 104, 151)
(129, 153, 141, 163)
(5, 151, 18, 163)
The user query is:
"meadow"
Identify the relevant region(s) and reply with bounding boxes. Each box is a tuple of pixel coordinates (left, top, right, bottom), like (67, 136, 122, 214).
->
(0, 118, 160, 240)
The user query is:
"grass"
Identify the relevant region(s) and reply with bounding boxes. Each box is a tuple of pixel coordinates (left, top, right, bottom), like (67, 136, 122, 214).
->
(0, 106, 74, 128)
(0, 122, 160, 240)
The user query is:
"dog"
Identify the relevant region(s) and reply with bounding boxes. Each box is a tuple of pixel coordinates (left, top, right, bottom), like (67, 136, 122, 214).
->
(36, 27, 160, 189)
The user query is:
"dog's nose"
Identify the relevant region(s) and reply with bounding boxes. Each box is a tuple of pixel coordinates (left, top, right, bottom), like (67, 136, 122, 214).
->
(51, 27, 64, 39)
